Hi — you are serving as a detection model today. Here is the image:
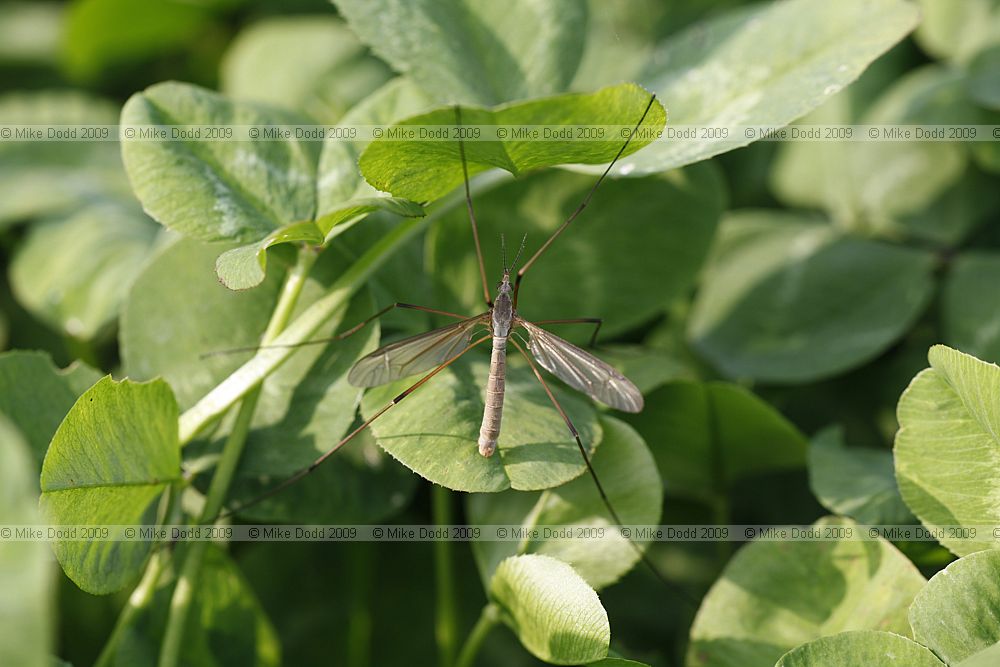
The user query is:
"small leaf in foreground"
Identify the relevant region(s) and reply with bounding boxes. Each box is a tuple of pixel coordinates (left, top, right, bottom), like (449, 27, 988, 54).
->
(490, 554, 610, 665)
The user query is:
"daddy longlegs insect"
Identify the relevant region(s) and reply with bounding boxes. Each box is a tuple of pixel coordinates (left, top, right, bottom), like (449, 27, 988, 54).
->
(221, 92, 687, 598)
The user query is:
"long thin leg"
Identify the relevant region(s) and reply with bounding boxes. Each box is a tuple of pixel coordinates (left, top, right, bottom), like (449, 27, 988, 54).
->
(510, 337, 698, 608)
(513, 94, 658, 307)
(530, 317, 603, 348)
(219, 334, 493, 519)
(200, 302, 466, 359)
(455, 106, 492, 307)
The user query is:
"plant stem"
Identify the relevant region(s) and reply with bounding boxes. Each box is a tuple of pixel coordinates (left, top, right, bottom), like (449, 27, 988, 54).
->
(455, 604, 499, 667)
(433, 485, 458, 667)
(178, 171, 509, 445)
(158, 247, 316, 667)
(93, 548, 167, 667)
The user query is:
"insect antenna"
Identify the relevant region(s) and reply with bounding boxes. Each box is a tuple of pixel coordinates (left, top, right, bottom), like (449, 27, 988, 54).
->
(509, 233, 527, 271)
(455, 105, 492, 306)
(512, 93, 658, 306)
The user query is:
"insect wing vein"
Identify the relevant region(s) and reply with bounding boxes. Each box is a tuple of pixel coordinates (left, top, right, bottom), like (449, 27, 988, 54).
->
(348, 314, 489, 387)
(521, 321, 643, 412)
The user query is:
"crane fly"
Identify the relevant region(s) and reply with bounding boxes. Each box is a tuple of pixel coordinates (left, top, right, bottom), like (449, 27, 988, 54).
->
(227, 94, 659, 545)
(348, 236, 644, 458)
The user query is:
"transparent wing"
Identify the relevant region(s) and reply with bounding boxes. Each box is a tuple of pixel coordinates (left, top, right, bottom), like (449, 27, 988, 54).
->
(348, 314, 489, 387)
(520, 320, 643, 412)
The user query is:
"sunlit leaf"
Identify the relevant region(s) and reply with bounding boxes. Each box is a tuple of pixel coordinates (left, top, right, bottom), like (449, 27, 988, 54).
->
(361, 357, 601, 493)
(895, 345, 1000, 555)
(359, 83, 666, 202)
(687, 517, 926, 667)
(39, 377, 180, 594)
(489, 554, 610, 664)
(599, 0, 919, 175)
(909, 550, 1000, 666)
(775, 631, 944, 667)
(120, 81, 319, 244)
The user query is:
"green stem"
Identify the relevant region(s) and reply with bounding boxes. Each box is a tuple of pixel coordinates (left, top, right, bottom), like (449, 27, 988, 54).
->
(433, 485, 458, 667)
(178, 171, 508, 446)
(158, 247, 316, 667)
(455, 604, 499, 667)
(94, 548, 168, 667)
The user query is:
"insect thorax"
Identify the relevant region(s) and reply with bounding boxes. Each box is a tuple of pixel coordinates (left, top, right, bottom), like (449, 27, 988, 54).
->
(491, 291, 514, 337)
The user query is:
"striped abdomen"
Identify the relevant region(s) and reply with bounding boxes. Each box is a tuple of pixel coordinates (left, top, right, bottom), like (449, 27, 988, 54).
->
(478, 335, 507, 456)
